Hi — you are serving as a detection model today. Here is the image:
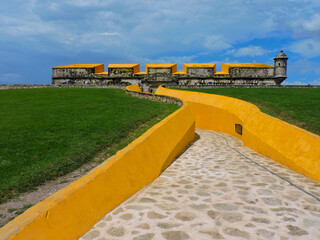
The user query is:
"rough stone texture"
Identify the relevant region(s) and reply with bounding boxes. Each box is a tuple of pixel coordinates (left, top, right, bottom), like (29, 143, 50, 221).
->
(0, 84, 52, 90)
(80, 129, 320, 240)
(109, 68, 135, 77)
(52, 78, 142, 87)
(148, 68, 173, 82)
(52, 74, 284, 88)
(229, 67, 274, 78)
(177, 78, 280, 87)
(52, 68, 94, 78)
(51, 54, 291, 88)
(187, 68, 214, 77)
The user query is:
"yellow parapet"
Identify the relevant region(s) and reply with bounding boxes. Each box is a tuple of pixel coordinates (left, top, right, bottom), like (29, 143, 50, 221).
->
(173, 72, 187, 75)
(52, 64, 105, 74)
(183, 63, 216, 73)
(94, 72, 109, 75)
(221, 63, 274, 74)
(126, 85, 142, 92)
(155, 86, 320, 183)
(108, 64, 140, 74)
(214, 71, 229, 75)
(0, 85, 195, 240)
(146, 64, 177, 73)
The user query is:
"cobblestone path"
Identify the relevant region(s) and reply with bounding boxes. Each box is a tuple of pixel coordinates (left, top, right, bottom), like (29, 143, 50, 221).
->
(81, 129, 320, 240)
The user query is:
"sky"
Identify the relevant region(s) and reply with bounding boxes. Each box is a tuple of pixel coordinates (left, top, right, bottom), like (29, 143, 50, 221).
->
(1, 0, 320, 85)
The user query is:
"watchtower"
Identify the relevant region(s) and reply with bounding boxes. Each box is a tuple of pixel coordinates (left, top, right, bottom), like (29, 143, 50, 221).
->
(274, 50, 288, 79)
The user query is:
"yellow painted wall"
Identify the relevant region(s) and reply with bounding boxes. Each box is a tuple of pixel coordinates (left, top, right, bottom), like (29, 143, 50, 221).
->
(155, 86, 320, 182)
(145, 64, 177, 73)
(53, 63, 274, 76)
(221, 63, 273, 74)
(126, 85, 142, 92)
(52, 64, 105, 74)
(108, 64, 140, 74)
(182, 63, 216, 73)
(0, 86, 195, 240)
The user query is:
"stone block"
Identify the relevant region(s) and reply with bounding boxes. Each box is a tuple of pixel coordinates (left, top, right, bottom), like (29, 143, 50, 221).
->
(146, 64, 177, 81)
(52, 64, 104, 78)
(183, 63, 216, 77)
(108, 64, 140, 77)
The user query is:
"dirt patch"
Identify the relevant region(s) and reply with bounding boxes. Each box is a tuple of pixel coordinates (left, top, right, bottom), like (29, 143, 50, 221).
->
(0, 151, 106, 227)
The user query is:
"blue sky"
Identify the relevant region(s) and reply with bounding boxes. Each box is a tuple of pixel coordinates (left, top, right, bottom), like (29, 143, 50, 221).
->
(1, 0, 320, 85)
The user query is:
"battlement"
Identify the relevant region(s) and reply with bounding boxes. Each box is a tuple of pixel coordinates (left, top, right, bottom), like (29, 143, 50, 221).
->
(52, 62, 274, 77)
(52, 51, 288, 90)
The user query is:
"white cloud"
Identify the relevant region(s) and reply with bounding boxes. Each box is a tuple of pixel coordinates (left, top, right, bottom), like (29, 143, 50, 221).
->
(136, 55, 198, 71)
(284, 79, 320, 85)
(281, 11, 320, 40)
(204, 35, 232, 51)
(227, 46, 271, 57)
(0, 14, 56, 37)
(311, 79, 320, 85)
(303, 14, 320, 32)
(284, 80, 306, 85)
(1, 0, 318, 57)
(288, 39, 320, 58)
(65, 0, 110, 7)
(48, 3, 59, 11)
(1, 0, 320, 84)
(289, 59, 320, 74)
(0, 73, 22, 84)
(100, 32, 119, 36)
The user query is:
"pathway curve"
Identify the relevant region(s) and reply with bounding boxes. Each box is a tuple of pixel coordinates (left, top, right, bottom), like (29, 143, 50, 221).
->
(81, 129, 320, 240)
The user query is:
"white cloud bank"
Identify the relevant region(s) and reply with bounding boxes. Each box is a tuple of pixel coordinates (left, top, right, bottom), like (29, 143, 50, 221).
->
(289, 39, 320, 58)
(204, 35, 232, 52)
(3, 0, 318, 56)
(227, 46, 271, 57)
(1, 0, 320, 84)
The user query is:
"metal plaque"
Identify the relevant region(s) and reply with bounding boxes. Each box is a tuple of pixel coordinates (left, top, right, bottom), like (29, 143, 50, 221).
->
(235, 124, 242, 135)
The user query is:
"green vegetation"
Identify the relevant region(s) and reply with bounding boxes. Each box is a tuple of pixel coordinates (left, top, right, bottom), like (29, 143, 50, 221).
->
(179, 88, 320, 135)
(0, 88, 179, 203)
(5, 204, 33, 217)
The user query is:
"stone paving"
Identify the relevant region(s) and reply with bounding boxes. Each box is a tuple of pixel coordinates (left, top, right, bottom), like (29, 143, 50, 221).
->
(80, 129, 320, 240)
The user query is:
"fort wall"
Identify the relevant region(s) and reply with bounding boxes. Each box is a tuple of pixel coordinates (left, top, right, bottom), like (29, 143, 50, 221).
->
(52, 51, 288, 89)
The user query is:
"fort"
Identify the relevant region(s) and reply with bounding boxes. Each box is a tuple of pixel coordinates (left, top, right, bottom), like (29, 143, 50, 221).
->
(52, 51, 288, 91)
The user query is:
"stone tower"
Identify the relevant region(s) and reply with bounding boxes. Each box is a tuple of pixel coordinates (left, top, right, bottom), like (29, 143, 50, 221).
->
(274, 50, 288, 79)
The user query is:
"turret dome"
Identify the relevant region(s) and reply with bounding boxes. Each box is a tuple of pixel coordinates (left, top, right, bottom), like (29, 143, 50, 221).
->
(274, 50, 288, 59)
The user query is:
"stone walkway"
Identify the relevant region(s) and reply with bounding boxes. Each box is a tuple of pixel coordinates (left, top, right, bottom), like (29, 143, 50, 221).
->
(80, 129, 320, 240)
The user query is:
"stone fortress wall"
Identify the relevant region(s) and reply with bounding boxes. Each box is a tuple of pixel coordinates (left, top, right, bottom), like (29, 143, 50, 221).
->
(52, 51, 288, 91)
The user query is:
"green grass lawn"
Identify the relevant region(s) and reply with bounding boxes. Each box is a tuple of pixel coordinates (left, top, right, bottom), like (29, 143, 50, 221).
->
(176, 88, 320, 135)
(0, 88, 179, 203)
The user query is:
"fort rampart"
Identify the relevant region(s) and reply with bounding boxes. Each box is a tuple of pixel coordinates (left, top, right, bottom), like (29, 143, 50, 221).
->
(52, 51, 289, 90)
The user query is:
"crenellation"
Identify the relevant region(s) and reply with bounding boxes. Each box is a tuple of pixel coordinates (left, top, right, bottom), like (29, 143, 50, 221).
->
(52, 51, 288, 90)
(108, 64, 139, 77)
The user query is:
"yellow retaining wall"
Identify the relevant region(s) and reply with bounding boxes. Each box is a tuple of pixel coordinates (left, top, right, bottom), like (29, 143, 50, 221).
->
(126, 84, 143, 92)
(0, 86, 195, 240)
(155, 86, 320, 182)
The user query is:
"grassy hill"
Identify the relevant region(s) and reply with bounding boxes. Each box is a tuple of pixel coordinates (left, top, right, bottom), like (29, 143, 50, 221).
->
(0, 88, 178, 203)
(178, 88, 320, 135)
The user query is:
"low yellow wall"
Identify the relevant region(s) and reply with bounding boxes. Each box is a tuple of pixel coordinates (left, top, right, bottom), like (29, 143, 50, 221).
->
(155, 86, 320, 182)
(126, 84, 142, 92)
(0, 86, 195, 240)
